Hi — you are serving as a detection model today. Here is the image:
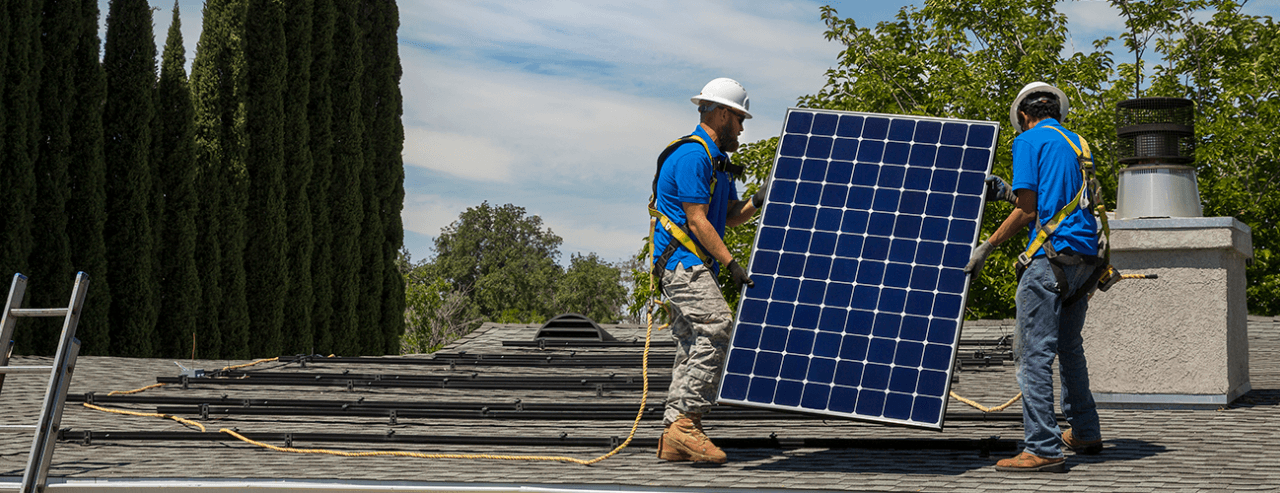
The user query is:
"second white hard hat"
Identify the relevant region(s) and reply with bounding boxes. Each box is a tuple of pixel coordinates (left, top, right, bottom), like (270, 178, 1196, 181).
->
(691, 78, 752, 119)
(1009, 81, 1069, 132)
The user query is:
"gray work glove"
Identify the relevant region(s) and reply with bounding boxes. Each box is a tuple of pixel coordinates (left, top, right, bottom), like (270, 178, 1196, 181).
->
(984, 174, 1017, 205)
(964, 240, 996, 276)
(752, 180, 770, 209)
(727, 259, 755, 289)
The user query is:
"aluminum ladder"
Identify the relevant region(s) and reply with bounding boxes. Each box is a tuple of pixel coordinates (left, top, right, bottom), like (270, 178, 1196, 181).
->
(0, 273, 89, 493)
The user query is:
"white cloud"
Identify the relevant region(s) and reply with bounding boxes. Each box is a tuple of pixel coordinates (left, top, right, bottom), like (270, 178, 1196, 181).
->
(402, 48, 690, 190)
(542, 218, 647, 265)
(403, 127, 517, 182)
(400, 192, 475, 240)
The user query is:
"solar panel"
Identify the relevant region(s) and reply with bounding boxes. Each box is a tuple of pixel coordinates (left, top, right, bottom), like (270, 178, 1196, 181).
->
(717, 108, 999, 429)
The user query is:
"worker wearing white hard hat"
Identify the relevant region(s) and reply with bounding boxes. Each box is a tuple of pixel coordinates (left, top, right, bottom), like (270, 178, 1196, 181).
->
(649, 78, 765, 464)
(967, 81, 1105, 472)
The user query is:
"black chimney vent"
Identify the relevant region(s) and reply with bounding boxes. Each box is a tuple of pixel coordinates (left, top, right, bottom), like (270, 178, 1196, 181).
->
(1115, 97, 1195, 165)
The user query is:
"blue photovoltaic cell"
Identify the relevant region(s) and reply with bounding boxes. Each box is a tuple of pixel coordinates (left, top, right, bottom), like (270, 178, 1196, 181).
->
(718, 108, 999, 430)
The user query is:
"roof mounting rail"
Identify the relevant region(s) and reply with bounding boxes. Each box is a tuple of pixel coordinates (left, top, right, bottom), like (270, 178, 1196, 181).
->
(534, 313, 616, 341)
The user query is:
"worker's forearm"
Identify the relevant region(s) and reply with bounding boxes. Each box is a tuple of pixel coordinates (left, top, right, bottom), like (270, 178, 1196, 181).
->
(687, 215, 734, 266)
(987, 208, 1036, 247)
(726, 200, 757, 227)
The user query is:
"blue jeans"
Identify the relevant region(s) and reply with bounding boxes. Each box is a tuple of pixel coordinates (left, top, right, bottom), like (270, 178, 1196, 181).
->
(1015, 257, 1102, 458)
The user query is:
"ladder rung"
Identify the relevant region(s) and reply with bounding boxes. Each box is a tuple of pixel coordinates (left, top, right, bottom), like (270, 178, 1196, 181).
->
(0, 365, 54, 374)
(7, 304, 70, 317)
(0, 424, 38, 432)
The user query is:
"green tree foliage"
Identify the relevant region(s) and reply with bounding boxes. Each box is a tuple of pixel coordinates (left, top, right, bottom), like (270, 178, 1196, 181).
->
(405, 203, 630, 352)
(192, 0, 248, 358)
(281, 0, 315, 356)
(329, 0, 366, 355)
(554, 253, 629, 324)
(243, 0, 288, 357)
(66, 0, 110, 355)
(361, 0, 407, 355)
(102, 0, 157, 357)
(27, 0, 77, 355)
(431, 202, 563, 324)
(308, 0, 336, 354)
(401, 268, 480, 354)
(154, 2, 203, 359)
(1, 0, 40, 313)
(1136, 1, 1280, 315)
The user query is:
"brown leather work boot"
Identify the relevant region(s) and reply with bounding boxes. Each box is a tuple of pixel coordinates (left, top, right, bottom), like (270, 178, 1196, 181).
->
(1061, 428, 1103, 454)
(995, 451, 1066, 472)
(656, 413, 727, 463)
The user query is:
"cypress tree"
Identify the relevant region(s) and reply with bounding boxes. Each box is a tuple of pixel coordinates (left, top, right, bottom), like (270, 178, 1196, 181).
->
(282, 0, 315, 356)
(0, 4, 8, 284)
(102, 0, 158, 357)
(192, 0, 249, 359)
(66, 0, 110, 355)
(27, 0, 76, 355)
(330, 0, 365, 355)
(361, 0, 406, 354)
(155, 2, 203, 359)
(357, 140, 385, 353)
(1, 0, 39, 336)
(244, 0, 288, 357)
(309, 0, 336, 354)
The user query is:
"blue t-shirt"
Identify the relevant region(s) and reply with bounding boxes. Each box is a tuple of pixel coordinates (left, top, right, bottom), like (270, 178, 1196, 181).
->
(1010, 118, 1099, 257)
(652, 125, 739, 275)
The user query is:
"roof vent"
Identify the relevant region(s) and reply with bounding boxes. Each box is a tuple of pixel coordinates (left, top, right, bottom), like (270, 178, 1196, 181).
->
(534, 313, 616, 341)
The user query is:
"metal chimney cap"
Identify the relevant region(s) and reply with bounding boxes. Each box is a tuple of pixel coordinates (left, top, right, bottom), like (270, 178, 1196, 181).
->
(1116, 97, 1194, 110)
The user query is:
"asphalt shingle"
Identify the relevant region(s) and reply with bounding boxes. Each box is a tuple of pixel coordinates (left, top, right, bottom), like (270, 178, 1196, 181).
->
(0, 317, 1278, 491)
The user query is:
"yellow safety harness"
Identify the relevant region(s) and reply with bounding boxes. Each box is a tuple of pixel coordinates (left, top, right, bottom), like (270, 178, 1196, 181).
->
(1015, 126, 1116, 305)
(647, 135, 741, 281)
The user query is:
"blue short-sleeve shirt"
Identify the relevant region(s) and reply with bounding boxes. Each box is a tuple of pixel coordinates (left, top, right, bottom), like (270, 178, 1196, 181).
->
(1010, 118, 1099, 257)
(652, 125, 740, 275)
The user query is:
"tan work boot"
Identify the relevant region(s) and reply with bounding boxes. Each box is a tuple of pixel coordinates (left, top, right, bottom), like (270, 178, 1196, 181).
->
(1061, 428, 1103, 454)
(656, 413, 727, 463)
(995, 451, 1066, 472)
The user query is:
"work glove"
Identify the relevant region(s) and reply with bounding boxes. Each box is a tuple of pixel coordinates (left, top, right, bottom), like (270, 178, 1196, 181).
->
(984, 174, 1017, 205)
(964, 240, 995, 277)
(752, 180, 770, 209)
(727, 259, 755, 289)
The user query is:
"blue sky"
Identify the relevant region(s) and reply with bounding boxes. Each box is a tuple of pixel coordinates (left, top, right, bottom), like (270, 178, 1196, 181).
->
(113, 0, 1279, 267)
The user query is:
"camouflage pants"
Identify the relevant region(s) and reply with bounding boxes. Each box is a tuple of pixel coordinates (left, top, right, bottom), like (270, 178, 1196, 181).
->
(661, 263, 732, 425)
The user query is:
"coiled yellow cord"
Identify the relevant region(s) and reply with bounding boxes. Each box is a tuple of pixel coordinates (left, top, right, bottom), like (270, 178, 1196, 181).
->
(949, 391, 1022, 412)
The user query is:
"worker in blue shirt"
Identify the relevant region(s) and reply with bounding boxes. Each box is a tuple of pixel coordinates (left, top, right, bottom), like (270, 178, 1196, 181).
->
(966, 82, 1105, 472)
(651, 78, 766, 464)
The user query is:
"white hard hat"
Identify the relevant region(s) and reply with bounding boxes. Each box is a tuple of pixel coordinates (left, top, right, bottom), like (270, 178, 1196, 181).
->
(1009, 81, 1069, 132)
(691, 78, 752, 119)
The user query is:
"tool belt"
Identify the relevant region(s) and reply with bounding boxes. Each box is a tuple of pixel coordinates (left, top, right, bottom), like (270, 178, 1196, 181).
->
(1015, 244, 1106, 308)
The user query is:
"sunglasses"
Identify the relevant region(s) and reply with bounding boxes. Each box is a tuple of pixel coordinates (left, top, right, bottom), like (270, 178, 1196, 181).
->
(724, 107, 746, 125)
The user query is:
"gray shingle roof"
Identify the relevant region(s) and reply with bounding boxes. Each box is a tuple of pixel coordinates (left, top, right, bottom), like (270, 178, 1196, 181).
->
(2, 317, 1278, 491)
